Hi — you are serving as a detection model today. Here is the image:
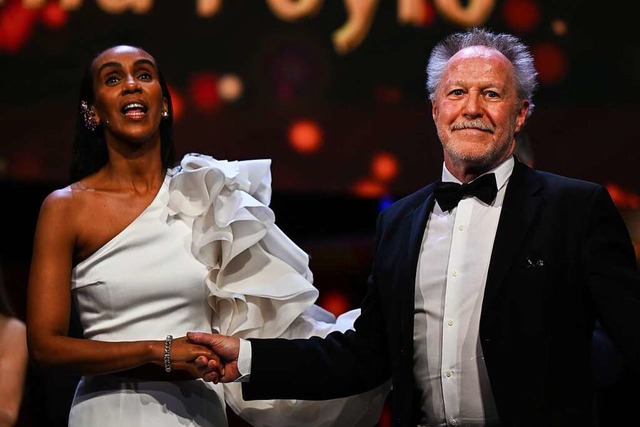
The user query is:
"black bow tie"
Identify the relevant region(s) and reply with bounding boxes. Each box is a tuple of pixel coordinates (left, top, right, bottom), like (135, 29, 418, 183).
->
(434, 173, 498, 212)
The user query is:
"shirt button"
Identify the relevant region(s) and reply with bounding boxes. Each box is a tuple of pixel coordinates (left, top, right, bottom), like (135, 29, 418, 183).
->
(451, 420, 458, 426)
(458, 224, 465, 231)
(447, 320, 454, 326)
(444, 370, 452, 377)
(452, 270, 459, 277)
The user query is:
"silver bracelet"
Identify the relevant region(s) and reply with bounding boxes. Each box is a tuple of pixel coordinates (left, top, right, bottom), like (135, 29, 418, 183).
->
(164, 335, 173, 372)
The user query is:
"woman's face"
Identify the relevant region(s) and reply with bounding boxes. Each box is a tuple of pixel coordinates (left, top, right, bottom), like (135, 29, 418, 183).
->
(90, 45, 167, 146)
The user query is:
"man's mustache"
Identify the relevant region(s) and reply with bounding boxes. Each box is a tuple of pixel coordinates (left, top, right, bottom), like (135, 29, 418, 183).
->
(451, 120, 494, 133)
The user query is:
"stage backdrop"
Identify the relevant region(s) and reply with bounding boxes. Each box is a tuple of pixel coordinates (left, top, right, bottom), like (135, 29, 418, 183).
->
(0, 0, 639, 199)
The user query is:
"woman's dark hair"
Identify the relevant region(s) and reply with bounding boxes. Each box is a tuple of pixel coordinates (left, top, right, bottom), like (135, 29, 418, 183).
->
(0, 268, 16, 318)
(70, 46, 176, 182)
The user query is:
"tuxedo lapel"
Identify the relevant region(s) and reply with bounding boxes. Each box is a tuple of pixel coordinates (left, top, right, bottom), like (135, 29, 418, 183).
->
(408, 191, 436, 270)
(399, 189, 436, 336)
(482, 161, 543, 315)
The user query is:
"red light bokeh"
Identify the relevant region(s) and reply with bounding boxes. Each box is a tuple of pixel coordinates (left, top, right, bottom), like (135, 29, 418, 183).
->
(371, 152, 399, 182)
(41, 1, 68, 29)
(532, 42, 568, 85)
(319, 290, 350, 317)
(606, 183, 640, 209)
(351, 177, 387, 198)
(421, 0, 437, 27)
(167, 84, 185, 122)
(188, 72, 220, 113)
(0, 0, 39, 54)
(503, 0, 541, 33)
(288, 119, 323, 154)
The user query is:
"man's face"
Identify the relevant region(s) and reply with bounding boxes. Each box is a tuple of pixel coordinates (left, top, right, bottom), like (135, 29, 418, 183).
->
(432, 46, 529, 178)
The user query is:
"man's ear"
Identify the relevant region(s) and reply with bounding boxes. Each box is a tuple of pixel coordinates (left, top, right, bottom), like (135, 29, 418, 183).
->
(514, 99, 530, 133)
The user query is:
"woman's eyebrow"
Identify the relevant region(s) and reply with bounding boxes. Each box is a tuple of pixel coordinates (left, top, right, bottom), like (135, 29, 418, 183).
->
(97, 61, 122, 75)
(97, 59, 157, 75)
(133, 59, 157, 70)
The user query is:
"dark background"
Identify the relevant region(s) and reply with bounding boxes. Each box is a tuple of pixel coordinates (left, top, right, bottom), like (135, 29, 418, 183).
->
(1, 0, 639, 194)
(1, 0, 639, 426)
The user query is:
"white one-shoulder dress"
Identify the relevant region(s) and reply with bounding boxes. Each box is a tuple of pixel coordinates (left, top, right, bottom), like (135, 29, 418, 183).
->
(68, 153, 390, 427)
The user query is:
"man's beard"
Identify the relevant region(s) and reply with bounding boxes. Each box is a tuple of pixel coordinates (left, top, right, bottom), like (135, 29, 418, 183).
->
(438, 121, 517, 174)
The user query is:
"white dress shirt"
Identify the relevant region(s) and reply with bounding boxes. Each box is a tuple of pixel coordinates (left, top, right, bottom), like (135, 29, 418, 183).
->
(413, 157, 514, 427)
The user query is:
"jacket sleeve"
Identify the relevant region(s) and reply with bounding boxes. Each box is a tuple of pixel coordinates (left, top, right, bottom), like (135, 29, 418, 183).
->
(585, 185, 640, 373)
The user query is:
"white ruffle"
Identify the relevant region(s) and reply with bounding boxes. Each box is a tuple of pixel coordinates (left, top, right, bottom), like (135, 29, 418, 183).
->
(167, 153, 390, 427)
(168, 153, 321, 339)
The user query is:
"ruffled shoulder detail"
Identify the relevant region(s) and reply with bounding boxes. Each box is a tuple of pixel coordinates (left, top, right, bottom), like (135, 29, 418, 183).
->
(167, 153, 320, 338)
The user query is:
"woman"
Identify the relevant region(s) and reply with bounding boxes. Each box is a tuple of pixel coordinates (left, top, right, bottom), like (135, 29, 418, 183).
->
(27, 45, 389, 426)
(0, 269, 28, 427)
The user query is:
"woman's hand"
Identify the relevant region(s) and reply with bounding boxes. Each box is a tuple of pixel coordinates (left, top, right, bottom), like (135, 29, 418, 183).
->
(167, 336, 221, 380)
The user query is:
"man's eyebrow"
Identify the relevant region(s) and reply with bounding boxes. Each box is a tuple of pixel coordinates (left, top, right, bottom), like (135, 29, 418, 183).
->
(97, 59, 157, 75)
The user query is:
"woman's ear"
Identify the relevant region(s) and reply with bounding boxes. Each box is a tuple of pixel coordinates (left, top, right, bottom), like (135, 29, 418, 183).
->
(90, 105, 101, 125)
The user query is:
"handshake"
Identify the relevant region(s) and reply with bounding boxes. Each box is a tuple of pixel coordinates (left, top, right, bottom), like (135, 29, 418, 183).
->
(184, 331, 242, 383)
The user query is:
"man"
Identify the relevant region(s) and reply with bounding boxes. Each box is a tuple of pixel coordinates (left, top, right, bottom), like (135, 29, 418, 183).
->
(189, 28, 640, 426)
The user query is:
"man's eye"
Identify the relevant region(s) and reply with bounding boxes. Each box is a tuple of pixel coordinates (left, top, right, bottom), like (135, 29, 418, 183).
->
(485, 91, 499, 98)
(138, 72, 152, 80)
(105, 76, 119, 85)
(450, 89, 464, 96)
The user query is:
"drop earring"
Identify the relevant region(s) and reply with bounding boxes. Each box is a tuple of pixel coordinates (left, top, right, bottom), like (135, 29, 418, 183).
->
(81, 101, 98, 132)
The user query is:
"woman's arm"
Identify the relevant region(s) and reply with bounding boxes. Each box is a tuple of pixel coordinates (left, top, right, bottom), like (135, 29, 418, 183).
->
(0, 317, 27, 427)
(26, 189, 215, 377)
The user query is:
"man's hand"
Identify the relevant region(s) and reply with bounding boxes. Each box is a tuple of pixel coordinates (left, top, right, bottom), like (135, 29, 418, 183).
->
(187, 332, 241, 383)
(169, 336, 221, 380)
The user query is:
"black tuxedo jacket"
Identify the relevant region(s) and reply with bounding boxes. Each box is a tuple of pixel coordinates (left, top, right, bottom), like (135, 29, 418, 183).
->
(244, 160, 640, 426)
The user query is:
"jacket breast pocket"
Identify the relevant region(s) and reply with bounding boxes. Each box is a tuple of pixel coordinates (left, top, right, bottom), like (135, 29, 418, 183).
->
(502, 255, 566, 337)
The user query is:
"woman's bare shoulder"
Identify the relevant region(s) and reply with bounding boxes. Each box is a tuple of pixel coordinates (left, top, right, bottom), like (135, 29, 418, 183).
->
(40, 179, 96, 214)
